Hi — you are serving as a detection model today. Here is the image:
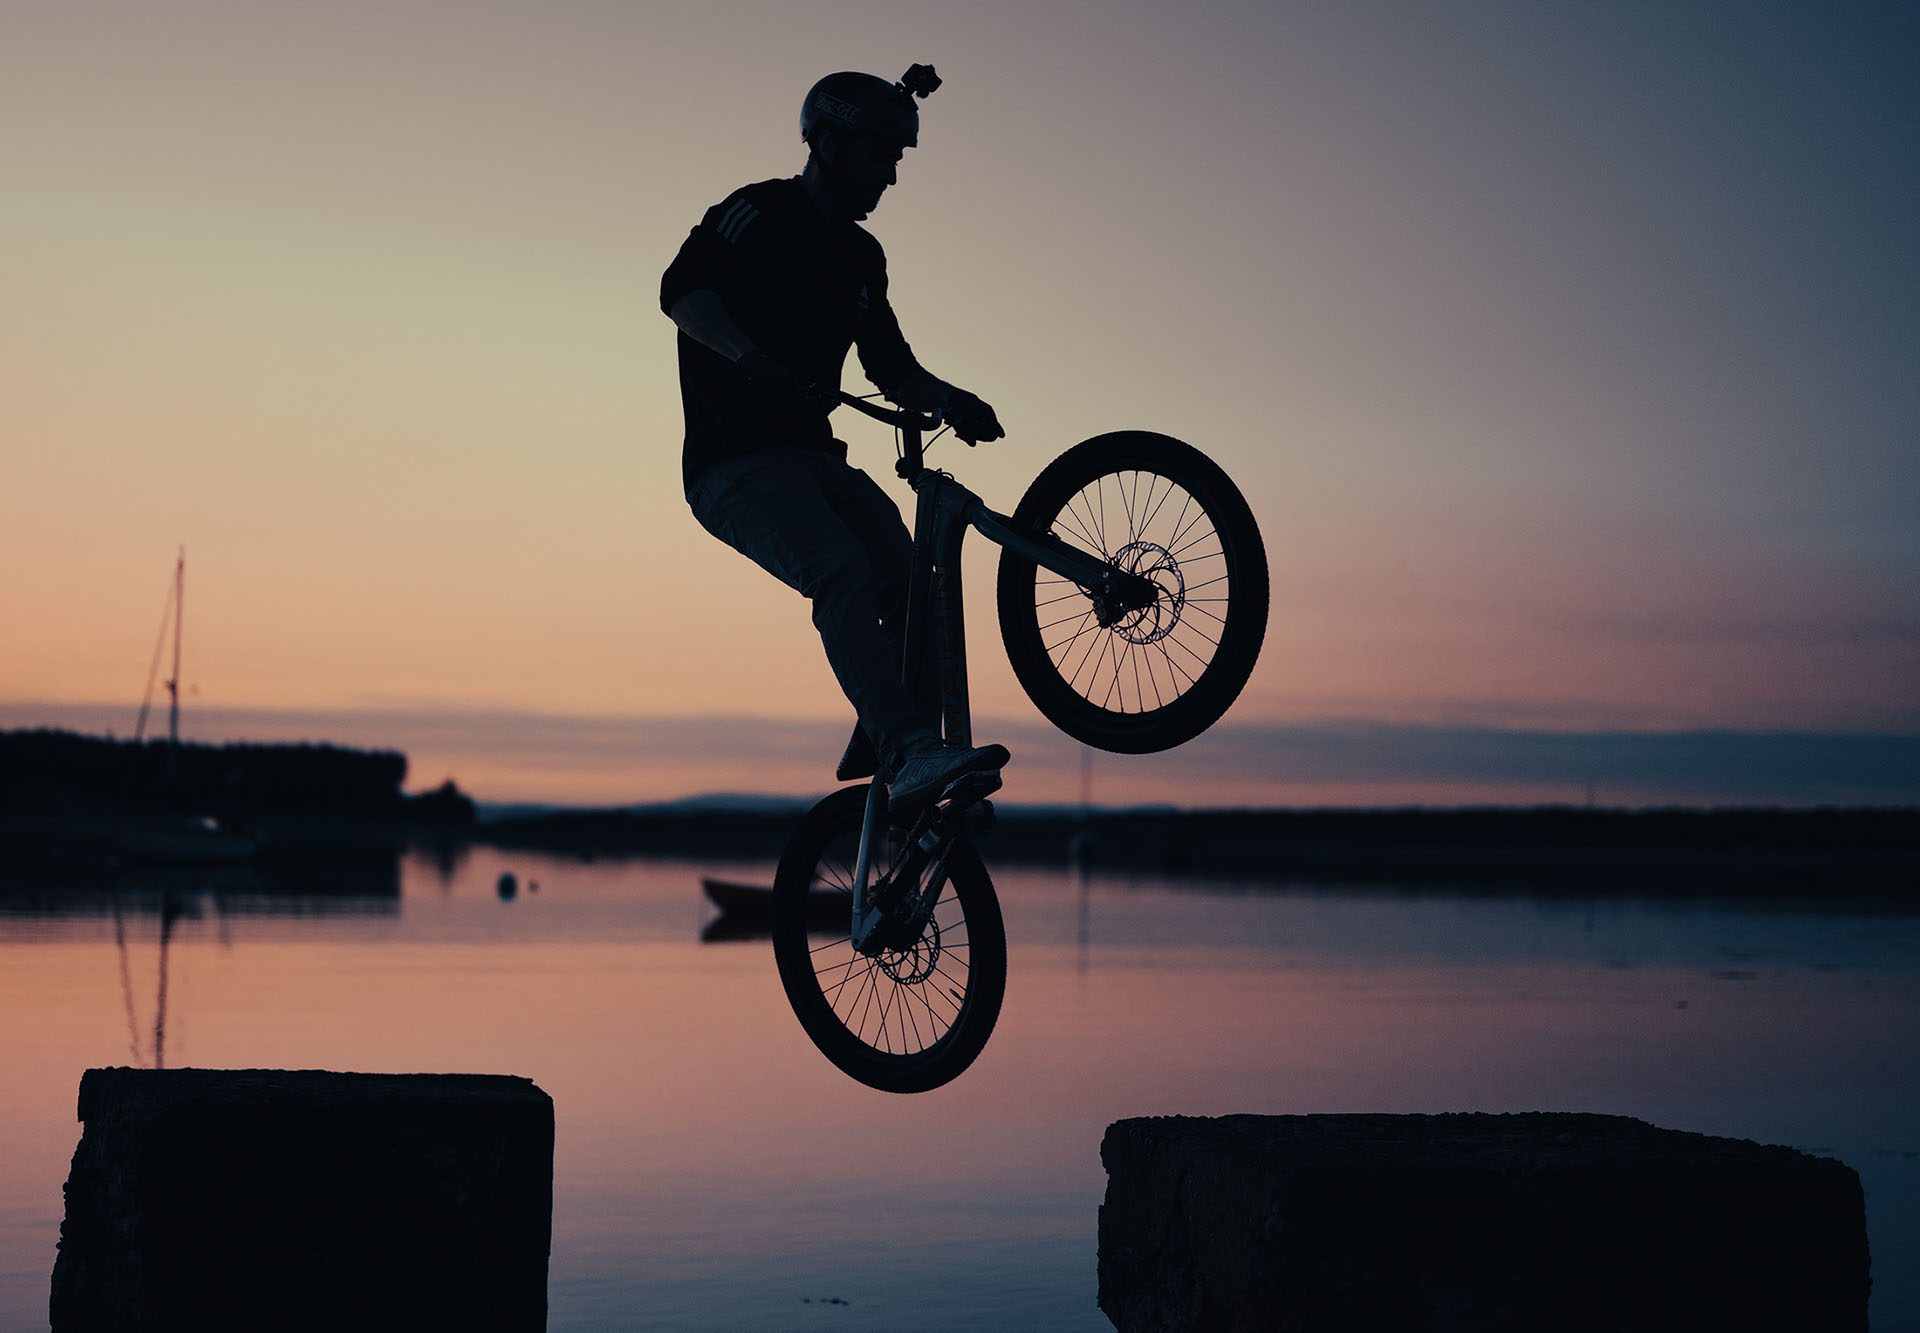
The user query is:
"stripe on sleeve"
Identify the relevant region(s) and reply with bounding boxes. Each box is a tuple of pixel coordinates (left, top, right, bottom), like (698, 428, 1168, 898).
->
(716, 198, 751, 236)
(716, 200, 760, 244)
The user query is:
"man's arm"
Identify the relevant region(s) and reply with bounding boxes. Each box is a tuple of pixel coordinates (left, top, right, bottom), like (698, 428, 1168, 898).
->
(883, 367, 950, 413)
(670, 290, 818, 402)
(885, 368, 1005, 443)
(667, 290, 759, 365)
(854, 238, 1004, 442)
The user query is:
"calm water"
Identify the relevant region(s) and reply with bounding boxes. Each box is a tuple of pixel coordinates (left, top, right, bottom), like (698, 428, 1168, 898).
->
(3, 847, 1917, 1330)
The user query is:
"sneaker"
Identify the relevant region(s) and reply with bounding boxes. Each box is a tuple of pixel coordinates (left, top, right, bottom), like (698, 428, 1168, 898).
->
(835, 723, 877, 782)
(887, 740, 1010, 812)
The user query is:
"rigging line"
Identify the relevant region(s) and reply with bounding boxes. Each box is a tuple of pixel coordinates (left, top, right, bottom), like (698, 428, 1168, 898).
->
(113, 903, 145, 1067)
(153, 892, 175, 1070)
(133, 567, 178, 743)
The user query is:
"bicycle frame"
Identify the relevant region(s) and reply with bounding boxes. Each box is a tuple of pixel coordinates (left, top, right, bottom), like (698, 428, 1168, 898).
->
(839, 393, 1155, 949)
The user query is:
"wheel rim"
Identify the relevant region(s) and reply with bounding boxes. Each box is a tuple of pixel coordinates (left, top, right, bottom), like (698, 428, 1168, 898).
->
(1031, 468, 1233, 717)
(803, 822, 976, 1059)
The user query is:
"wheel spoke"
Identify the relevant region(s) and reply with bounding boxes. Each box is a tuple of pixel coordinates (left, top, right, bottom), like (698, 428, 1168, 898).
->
(1054, 504, 1104, 555)
(1138, 474, 1180, 537)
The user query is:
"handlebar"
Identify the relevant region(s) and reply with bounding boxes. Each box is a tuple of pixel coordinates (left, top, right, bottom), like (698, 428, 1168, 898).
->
(834, 391, 944, 434)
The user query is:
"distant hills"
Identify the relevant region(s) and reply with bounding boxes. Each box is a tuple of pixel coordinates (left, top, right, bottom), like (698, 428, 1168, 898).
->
(6, 727, 1914, 899)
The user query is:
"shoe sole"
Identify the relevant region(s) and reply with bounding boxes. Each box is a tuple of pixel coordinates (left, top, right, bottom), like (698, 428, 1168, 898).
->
(886, 745, 1010, 814)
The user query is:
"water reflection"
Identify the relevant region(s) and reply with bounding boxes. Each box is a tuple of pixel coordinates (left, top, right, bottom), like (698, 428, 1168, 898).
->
(111, 892, 177, 1068)
(1, 849, 1915, 1331)
(5, 870, 404, 1076)
(0, 860, 402, 922)
(697, 875, 848, 943)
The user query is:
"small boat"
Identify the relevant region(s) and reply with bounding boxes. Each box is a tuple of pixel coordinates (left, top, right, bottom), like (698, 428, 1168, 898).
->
(118, 816, 258, 866)
(701, 877, 846, 921)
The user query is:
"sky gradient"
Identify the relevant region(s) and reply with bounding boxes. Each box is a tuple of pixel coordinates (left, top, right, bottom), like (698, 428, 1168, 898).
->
(4, 2, 1916, 804)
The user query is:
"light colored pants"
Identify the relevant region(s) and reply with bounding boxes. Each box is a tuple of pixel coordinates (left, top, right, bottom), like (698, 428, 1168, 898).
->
(687, 448, 928, 769)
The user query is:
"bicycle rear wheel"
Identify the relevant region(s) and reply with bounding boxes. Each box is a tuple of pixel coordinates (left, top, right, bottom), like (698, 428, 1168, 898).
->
(771, 785, 1006, 1094)
(996, 432, 1269, 753)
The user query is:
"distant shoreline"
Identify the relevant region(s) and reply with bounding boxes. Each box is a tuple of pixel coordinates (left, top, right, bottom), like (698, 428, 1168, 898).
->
(476, 803, 1919, 899)
(5, 728, 1914, 899)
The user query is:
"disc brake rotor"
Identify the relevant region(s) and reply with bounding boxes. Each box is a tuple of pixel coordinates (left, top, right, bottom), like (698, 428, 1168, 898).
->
(1110, 540, 1186, 645)
(879, 915, 940, 984)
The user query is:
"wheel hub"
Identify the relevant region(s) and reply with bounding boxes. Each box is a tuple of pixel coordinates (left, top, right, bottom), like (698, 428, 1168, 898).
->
(1108, 541, 1185, 645)
(878, 915, 940, 983)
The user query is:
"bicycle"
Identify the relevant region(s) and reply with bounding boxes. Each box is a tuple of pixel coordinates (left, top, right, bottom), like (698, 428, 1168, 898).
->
(771, 391, 1269, 1093)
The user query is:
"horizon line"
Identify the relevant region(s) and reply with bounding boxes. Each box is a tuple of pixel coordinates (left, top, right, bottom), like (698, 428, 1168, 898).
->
(6, 700, 1918, 810)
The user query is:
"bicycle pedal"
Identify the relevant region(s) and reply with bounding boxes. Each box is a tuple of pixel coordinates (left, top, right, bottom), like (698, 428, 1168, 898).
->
(941, 769, 1002, 810)
(966, 798, 996, 832)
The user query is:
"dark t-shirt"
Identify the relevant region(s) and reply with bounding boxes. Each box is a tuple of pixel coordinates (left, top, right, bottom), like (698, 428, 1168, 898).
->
(660, 176, 921, 490)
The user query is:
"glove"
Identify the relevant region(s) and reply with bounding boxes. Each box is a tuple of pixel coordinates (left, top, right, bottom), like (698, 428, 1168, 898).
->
(738, 349, 827, 411)
(945, 387, 1004, 444)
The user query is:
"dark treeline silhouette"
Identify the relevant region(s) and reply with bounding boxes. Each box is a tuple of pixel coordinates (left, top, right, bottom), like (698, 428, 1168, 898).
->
(484, 804, 1919, 899)
(2, 728, 410, 820)
(2, 730, 472, 887)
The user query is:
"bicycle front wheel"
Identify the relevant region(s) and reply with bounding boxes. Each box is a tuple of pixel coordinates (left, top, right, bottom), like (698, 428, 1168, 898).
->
(771, 785, 1007, 1094)
(996, 432, 1269, 753)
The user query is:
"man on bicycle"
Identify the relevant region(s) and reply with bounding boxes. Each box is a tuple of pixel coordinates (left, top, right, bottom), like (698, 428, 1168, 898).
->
(662, 66, 1008, 810)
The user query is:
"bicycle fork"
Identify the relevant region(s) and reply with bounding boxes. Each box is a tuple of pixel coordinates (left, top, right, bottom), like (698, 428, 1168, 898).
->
(849, 771, 1000, 954)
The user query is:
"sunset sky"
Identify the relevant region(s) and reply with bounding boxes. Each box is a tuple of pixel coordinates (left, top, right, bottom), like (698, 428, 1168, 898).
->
(4, 1, 1916, 805)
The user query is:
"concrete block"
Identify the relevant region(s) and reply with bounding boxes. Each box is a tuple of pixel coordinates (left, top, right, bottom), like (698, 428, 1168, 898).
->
(51, 1067, 553, 1332)
(1098, 1112, 1867, 1332)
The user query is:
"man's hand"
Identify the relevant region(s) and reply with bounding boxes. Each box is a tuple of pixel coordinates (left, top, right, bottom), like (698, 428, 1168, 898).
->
(945, 387, 1004, 444)
(885, 370, 1004, 442)
(738, 349, 828, 411)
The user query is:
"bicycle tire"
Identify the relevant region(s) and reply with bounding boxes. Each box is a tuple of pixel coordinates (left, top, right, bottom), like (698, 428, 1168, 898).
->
(996, 432, 1269, 753)
(771, 785, 1007, 1094)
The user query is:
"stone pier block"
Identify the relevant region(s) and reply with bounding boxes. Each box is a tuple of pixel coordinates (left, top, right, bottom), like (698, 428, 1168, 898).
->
(52, 1067, 553, 1332)
(1099, 1112, 1867, 1333)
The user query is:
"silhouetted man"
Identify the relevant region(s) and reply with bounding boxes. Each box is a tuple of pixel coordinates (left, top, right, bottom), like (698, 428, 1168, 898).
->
(663, 66, 1007, 810)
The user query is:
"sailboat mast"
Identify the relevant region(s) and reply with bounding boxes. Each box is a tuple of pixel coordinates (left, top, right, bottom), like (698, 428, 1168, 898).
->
(167, 548, 184, 747)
